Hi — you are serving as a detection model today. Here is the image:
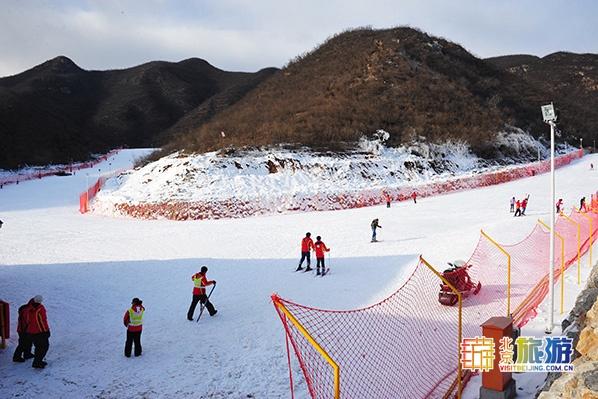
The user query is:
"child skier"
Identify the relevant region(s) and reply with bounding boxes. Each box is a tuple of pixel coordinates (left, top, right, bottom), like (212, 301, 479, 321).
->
(411, 191, 417, 204)
(371, 218, 382, 242)
(556, 198, 563, 214)
(510, 197, 515, 213)
(314, 236, 330, 276)
(296, 232, 314, 271)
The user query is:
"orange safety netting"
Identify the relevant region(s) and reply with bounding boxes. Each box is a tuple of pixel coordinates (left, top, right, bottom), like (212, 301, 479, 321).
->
(0, 149, 121, 188)
(273, 259, 463, 399)
(273, 203, 597, 399)
(79, 168, 127, 213)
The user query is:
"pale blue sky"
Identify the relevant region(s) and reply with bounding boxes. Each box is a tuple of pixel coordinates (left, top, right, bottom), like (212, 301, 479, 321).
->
(1, 0, 597, 76)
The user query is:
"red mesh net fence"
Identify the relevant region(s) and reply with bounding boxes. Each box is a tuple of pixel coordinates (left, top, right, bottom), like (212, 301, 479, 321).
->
(272, 195, 597, 399)
(273, 259, 463, 399)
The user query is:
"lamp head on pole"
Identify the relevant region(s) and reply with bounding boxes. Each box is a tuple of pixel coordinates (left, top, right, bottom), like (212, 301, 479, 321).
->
(541, 103, 557, 123)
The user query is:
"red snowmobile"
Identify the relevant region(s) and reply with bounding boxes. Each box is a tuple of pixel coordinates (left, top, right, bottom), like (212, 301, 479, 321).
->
(438, 260, 482, 306)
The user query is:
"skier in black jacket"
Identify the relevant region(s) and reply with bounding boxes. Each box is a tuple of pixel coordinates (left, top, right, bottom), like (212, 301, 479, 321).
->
(371, 219, 382, 242)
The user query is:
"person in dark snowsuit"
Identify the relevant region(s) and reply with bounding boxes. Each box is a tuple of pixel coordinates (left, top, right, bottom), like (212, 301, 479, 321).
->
(314, 236, 330, 276)
(187, 266, 217, 320)
(556, 199, 563, 214)
(296, 232, 314, 271)
(510, 197, 515, 213)
(580, 197, 587, 212)
(13, 298, 35, 362)
(371, 218, 382, 242)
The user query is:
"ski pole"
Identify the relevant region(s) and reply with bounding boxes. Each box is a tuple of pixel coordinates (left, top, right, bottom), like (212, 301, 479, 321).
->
(196, 283, 216, 323)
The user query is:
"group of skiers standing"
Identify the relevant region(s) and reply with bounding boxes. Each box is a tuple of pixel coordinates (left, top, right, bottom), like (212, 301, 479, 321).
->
(10, 267, 220, 367)
(296, 232, 331, 275)
(510, 195, 530, 217)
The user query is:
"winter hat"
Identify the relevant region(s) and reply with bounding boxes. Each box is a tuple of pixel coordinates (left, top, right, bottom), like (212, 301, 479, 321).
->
(316, 236, 321, 240)
(33, 295, 43, 304)
(200, 266, 208, 273)
(306, 232, 311, 237)
(132, 297, 142, 305)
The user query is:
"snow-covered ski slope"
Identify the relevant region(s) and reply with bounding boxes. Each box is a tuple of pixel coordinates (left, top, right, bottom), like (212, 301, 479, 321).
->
(0, 149, 597, 398)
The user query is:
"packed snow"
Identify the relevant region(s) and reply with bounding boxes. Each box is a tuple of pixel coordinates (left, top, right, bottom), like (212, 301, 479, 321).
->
(93, 132, 563, 213)
(0, 149, 597, 398)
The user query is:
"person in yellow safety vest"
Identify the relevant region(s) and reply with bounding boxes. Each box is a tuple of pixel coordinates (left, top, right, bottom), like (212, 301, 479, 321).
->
(187, 266, 217, 320)
(123, 298, 144, 357)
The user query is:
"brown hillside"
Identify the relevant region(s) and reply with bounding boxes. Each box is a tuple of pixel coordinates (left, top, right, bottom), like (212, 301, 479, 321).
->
(167, 27, 557, 157)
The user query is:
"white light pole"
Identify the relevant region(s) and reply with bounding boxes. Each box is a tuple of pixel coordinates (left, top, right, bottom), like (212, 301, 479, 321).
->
(541, 103, 557, 333)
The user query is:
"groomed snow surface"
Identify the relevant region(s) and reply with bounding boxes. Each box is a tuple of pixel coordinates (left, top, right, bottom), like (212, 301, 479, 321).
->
(0, 149, 597, 398)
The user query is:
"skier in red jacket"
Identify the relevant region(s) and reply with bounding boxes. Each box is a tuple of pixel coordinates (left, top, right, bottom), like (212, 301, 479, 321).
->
(383, 191, 391, 208)
(187, 266, 217, 320)
(296, 232, 315, 271)
(514, 200, 522, 217)
(13, 298, 35, 363)
(26, 295, 50, 369)
(521, 194, 530, 216)
(314, 236, 330, 276)
(123, 298, 145, 357)
(411, 191, 417, 204)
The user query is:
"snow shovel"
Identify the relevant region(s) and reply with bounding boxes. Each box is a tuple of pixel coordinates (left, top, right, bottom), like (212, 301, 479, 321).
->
(196, 283, 216, 323)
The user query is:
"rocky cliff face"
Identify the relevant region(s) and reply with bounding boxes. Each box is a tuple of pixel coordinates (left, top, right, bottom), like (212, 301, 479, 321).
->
(539, 263, 598, 398)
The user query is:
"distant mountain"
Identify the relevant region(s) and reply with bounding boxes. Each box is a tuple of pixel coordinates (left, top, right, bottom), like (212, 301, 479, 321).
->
(487, 52, 598, 145)
(166, 27, 595, 160)
(3, 28, 596, 169)
(0, 56, 277, 168)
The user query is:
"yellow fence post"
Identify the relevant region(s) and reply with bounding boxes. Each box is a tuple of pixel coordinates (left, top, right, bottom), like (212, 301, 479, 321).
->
(538, 220, 566, 314)
(575, 207, 593, 267)
(274, 300, 341, 399)
(420, 256, 463, 399)
(560, 212, 581, 284)
(480, 230, 511, 317)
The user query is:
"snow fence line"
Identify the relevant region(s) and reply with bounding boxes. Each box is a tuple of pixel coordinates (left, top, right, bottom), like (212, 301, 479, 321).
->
(79, 167, 128, 214)
(272, 205, 598, 399)
(106, 149, 584, 221)
(0, 149, 121, 188)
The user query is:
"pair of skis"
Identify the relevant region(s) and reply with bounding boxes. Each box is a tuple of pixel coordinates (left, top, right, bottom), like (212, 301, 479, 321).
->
(295, 253, 331, 276)
(295, 266, 330, 277)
